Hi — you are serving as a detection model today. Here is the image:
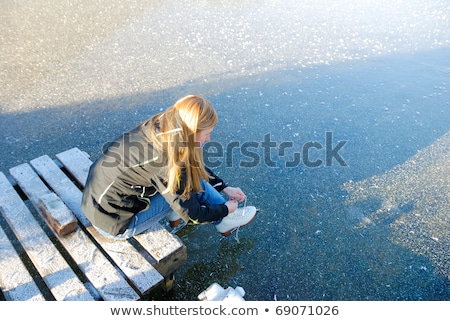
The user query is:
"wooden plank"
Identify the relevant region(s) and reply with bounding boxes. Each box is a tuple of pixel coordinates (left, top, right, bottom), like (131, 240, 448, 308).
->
(0, 172, 93, 301)
(56, 147, 91, 187)
(38, 193, 77, 236)
(0, 223, 45, 301)
(8, 163, 77, 236)
(29, 155, 163, 295)
(57, 148, 187, 276)
(134, 225, 187, 277)
(9, 163, 141, 300)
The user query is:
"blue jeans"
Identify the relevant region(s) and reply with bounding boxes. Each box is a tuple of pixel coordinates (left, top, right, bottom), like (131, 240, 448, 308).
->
(99, 180, 226, 239)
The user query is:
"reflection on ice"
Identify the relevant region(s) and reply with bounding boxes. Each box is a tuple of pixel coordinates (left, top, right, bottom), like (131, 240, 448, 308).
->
(342, 131, 450, 280)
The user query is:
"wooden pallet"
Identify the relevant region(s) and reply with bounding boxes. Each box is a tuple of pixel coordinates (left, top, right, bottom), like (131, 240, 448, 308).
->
(0, 148, 187, 301)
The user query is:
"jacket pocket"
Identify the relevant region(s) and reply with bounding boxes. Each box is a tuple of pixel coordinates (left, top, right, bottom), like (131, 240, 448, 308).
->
(120, 195, 149, 212)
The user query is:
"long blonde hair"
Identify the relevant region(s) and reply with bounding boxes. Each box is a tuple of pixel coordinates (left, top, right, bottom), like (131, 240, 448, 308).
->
(150, 95, 218, 198)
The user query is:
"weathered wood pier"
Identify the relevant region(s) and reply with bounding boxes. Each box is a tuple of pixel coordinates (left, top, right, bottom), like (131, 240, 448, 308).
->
(0, 148, 187, 301)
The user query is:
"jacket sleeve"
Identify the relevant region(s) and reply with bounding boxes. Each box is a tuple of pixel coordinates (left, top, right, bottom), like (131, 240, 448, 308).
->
(150, 174, 228, 223)
(171, 191, 229, 223)
(206, 167, 228, 192)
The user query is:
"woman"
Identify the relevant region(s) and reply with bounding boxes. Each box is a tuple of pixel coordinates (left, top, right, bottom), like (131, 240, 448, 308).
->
(81, 95, 256, 239)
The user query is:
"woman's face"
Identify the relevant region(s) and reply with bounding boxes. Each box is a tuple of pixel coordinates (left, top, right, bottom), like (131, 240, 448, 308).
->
(195, 127, 214, 146)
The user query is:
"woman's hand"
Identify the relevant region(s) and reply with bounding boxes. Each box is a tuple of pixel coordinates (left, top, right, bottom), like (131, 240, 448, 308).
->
(223, 186, 246, 202)
(225, 199, 238, 213)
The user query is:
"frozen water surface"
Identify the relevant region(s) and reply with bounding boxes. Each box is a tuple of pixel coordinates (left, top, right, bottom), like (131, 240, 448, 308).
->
(1, 0, 449, 300)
